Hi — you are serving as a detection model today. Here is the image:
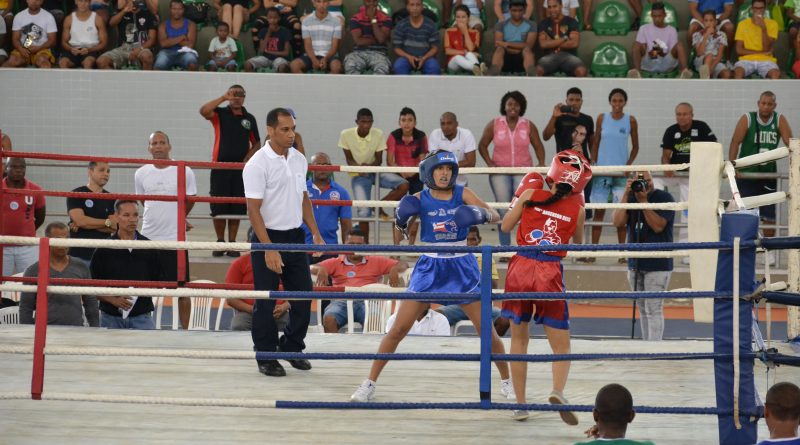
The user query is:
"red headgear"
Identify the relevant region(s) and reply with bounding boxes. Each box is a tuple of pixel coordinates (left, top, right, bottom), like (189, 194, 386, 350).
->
(545, 150, 592, 194)
(510, 171, 545, 206)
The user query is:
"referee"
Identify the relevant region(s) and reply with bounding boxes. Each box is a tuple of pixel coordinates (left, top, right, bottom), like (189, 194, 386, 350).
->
(200, 85, 260, 257)
(243, 107, 325, 377)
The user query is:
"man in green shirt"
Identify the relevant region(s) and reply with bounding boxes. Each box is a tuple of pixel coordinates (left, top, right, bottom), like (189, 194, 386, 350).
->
(575, 383, 655, 445)
(728, 91, 793, 265)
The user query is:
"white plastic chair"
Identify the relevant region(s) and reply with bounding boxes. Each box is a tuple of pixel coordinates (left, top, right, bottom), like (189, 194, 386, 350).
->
(349, 283, 394, 334)
(0, 306, 20, 325)
(1, 272, 24, 303)
(214, 298, 227, 331)
(152, 296, 164, 329)
(187, 280, 215, 331)
(362, 299, 394, 334)
(453, 320, 474, 336)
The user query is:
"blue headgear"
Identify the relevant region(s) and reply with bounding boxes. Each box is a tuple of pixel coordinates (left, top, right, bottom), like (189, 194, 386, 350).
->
(419, 151, 459, 190)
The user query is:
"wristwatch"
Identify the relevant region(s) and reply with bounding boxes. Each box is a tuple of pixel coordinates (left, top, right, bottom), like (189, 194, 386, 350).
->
(104, 218, 112, 228)
(371, 18, 377, 24)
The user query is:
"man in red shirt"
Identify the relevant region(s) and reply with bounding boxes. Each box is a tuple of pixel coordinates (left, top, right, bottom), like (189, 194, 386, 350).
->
(314, 228, 407, 333)
(2, 158, 46, 276)
(225, 250, 289, 331)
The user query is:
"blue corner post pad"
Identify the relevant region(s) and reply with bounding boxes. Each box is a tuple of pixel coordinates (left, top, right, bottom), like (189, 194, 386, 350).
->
(714, 212, 759, 445)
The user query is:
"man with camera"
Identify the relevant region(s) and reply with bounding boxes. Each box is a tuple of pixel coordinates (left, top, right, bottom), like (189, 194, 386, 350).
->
(96, 0, 157, 70)
(613, 171, 674, 341)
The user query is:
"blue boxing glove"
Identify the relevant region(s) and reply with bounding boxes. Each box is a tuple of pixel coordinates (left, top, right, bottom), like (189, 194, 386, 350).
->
(395, 195, 420, 239)
(453, 205, 491, 228)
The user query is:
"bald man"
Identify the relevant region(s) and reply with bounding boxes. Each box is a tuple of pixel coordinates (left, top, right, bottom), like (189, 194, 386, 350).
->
(427, 111, 477, 187)
(657, 102, 716, 252)
(134, 131, 197, 329)
(304, 152, 352, 251)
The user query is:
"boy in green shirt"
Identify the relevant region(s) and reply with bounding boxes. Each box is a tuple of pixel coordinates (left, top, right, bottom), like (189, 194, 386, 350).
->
(575, 383, 655, 445)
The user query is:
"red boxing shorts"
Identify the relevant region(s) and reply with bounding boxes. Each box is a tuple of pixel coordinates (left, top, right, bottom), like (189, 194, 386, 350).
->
(501, 254, 570, 330)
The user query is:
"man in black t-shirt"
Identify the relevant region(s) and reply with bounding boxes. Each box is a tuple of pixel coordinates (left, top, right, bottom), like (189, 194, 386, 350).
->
(199, 85, 261, 256)
(536, 0, 586, 77)
(543, 86, 595, 213)
(96, 0, 158, 69)
(658, 102, 716, 247)
(67, 161, 116, 263)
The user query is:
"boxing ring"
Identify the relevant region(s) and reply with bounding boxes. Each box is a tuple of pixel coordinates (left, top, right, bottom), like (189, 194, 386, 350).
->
(2, 141, 800, 444)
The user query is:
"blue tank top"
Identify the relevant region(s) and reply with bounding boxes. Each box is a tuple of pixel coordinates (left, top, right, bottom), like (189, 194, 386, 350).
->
(165, 18, 189, 50)
(419, 185, 468, 243)
(597, 112, 631, 166)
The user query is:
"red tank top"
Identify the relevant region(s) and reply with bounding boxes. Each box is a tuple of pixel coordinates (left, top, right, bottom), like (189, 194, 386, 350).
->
(516, 190, 583, 258)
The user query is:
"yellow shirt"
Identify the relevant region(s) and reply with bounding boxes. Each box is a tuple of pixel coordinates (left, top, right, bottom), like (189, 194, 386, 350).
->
(735, 18, 778, 62)
(338, 127, 386, 176)
(475, 255, 500, 282)
(0, 0, 8, 10)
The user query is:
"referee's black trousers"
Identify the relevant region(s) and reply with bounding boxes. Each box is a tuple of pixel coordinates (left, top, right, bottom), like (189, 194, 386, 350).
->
(250, 228, 312, 357)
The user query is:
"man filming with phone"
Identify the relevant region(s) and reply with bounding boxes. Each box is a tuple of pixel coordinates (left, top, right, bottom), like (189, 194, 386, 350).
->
(612, 171, 674, 341)
(543, 86, 595, 214)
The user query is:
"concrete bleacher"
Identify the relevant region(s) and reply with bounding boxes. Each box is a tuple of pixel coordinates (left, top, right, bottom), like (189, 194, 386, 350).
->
(158, 0, 794, 74)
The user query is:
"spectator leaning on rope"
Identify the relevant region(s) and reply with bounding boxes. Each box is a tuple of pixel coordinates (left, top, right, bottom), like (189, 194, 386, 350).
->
(19, 222, 100, 327)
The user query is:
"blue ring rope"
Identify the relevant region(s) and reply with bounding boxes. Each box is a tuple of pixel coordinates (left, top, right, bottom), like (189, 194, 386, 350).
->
(275, 400, 760, 417)
(255, 352, 756, 362)
(269, 290, 730, 301)
(250, 240, 750, 253)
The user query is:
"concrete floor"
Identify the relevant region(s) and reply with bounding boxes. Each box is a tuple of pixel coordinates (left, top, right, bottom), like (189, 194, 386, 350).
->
(2, 325, 798, 445)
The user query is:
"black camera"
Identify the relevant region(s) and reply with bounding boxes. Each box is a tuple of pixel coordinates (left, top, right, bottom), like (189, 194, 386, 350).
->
(631, 174, 648, 193)
(559, 105, 574, 113)
(133, 0, 146, 10)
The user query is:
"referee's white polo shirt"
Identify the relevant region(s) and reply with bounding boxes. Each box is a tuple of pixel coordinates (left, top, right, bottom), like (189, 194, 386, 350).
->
(242, 141, 308, 230)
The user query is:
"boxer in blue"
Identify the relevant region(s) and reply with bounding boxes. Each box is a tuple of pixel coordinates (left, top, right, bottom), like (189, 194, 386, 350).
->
(351, 151, 513, 402)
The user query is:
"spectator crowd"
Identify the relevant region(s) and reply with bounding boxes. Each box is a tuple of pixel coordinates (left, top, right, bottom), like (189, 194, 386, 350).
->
(0, 85, 798, 443)
(1, 0, 798, 77)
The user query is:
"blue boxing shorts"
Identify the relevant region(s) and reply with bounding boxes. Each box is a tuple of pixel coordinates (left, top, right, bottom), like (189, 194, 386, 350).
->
(407, 254, 480, 306)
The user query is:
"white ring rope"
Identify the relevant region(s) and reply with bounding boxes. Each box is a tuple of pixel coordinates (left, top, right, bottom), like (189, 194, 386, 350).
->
(732, 237, 741, 430)
(0, 392, 278, 408)
(729, 147, 790, 170)
(359, 200, 690, 210)
(0, 344, 254, 358)
(0, 283, 724, 299)
(339, 163, 690, 174)
(0, 236, 702, 254)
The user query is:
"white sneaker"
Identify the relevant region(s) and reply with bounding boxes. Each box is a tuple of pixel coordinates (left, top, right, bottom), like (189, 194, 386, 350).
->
(350, 379, 376, 402)
(500, 378, 516, 400)
(511, 409, 529, 421)
(549, 390, 579, 426)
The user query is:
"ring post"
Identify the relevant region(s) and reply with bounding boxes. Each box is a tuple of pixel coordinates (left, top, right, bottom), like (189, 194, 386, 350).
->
(688, 142, 723, 322)
(713, 213, 758, 444)
(479, 245, 492, 408)
(0, 144, 5, 278)
(31, 238, 51, 400)
(177, 161, 187, 285)
(787, 138, 800, 341)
